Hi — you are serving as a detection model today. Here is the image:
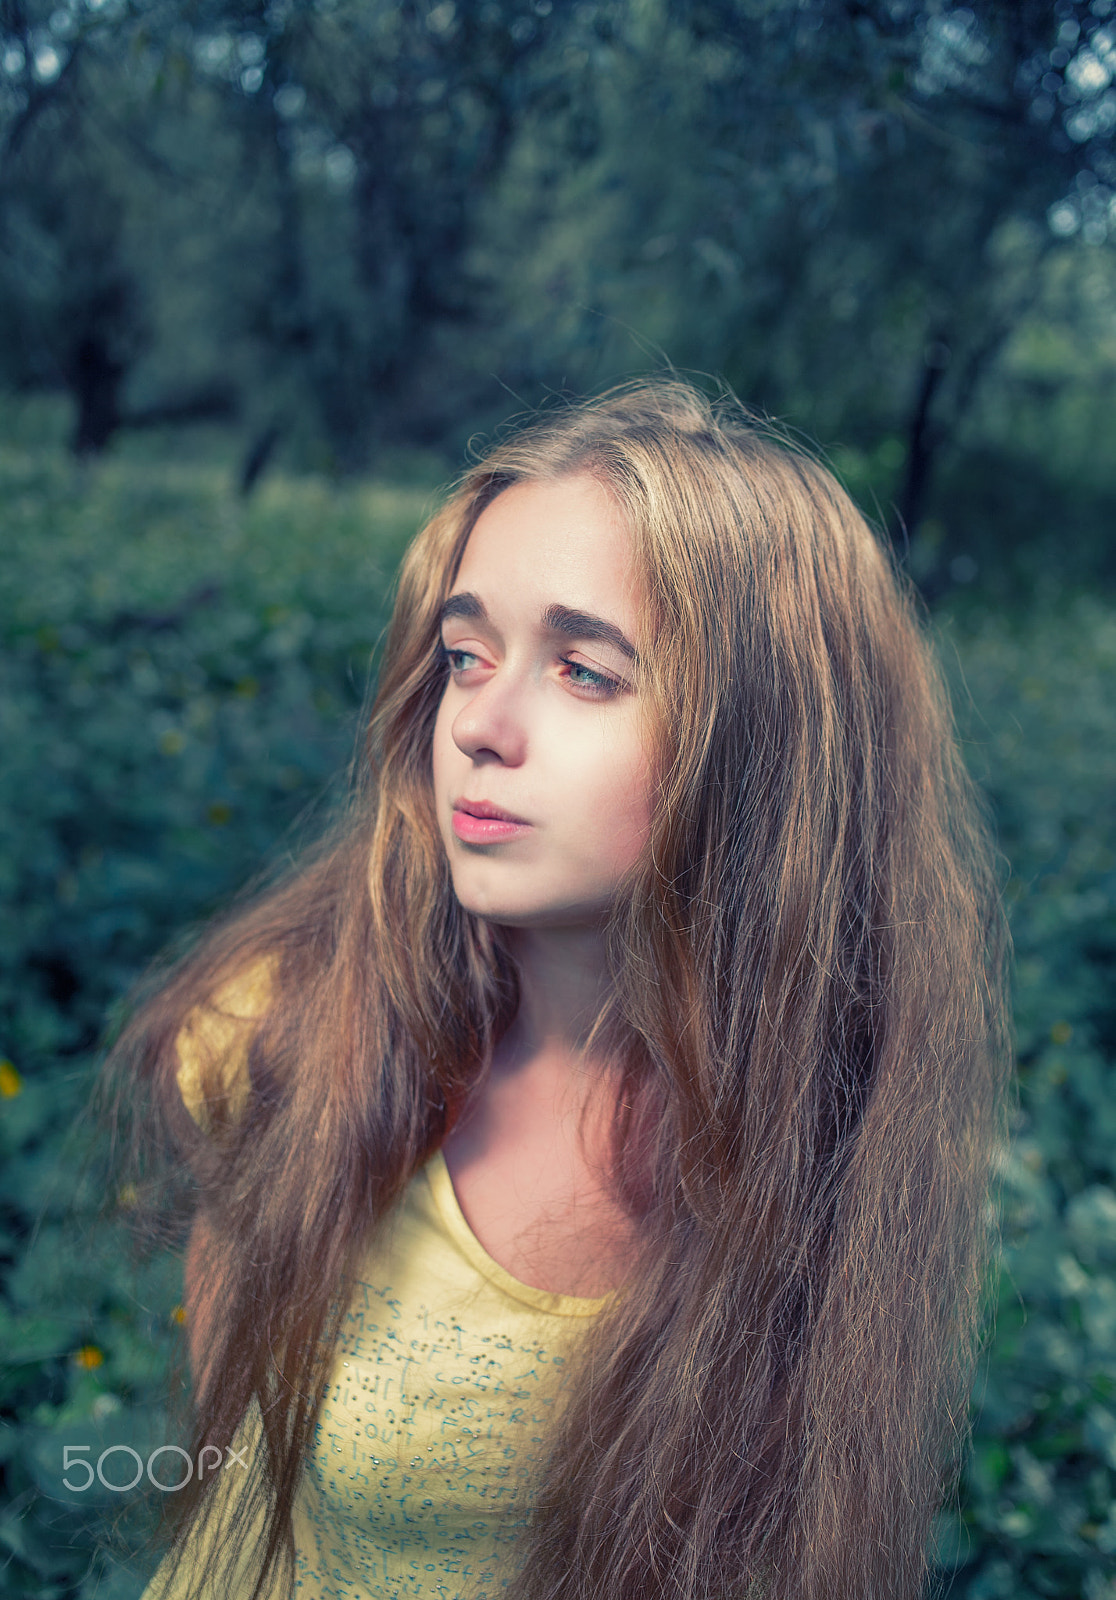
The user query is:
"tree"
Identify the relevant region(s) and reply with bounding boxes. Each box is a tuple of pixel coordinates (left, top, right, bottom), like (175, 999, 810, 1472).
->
(2, 0, 1113, 579)
(483, 0, 1116, 551)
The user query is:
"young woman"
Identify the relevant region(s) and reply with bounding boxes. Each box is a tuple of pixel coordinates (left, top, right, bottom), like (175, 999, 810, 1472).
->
(118, 379, 1009, 1600)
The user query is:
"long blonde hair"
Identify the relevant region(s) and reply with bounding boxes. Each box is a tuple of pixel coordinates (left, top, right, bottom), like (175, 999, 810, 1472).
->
(112, 379, 1009, 1599)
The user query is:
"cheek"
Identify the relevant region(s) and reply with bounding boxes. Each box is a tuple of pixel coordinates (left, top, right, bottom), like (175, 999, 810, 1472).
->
(429, 698, 459, 846)
(430, 694, 455, 782)
(586, 742, 654, 875)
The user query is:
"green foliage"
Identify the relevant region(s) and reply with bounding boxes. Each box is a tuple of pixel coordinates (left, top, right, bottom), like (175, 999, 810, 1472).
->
(0, 423, 433, 1597)
(3, 0, 1115, 587)
(931, 601, 1116, 1599)
(0, 421, 1114, 1596)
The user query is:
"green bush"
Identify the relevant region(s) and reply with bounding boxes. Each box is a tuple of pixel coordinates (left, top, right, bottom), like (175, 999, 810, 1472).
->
(0, 436, 432, 1596)
(1, 429, 1113, 1597)
(933, 600, 1116, 1599)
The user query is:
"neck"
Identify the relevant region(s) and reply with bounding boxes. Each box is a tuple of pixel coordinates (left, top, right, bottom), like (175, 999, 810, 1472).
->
(501, 923, 615, 1067)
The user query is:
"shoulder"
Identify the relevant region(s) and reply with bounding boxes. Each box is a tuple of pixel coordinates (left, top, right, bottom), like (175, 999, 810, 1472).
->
(175, 957, 277, 1130)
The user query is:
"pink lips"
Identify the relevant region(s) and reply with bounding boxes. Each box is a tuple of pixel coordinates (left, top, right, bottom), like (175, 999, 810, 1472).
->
(451, 797, 531, 844)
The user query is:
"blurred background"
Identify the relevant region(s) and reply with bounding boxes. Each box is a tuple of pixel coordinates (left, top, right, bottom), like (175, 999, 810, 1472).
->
(1, 1, 1114, 1596)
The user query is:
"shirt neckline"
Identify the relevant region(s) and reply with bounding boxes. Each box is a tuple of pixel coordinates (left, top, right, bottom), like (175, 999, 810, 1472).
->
(422, 1149, 611, 1319)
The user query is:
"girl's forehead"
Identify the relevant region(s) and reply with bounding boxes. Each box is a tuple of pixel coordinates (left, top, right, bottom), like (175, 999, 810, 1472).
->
(453, 475, 642, 622)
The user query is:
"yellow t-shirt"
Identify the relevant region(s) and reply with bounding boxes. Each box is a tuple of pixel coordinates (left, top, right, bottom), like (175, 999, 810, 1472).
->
(151, 974, 606, 1599)
(291, 1150, 604, 1598)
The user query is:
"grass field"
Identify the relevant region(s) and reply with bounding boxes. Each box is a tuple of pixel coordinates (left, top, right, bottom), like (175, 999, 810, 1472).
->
(1, 416, 1114, 1598)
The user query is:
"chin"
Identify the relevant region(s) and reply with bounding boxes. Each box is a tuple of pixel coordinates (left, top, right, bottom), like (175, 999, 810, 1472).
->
(454, 899, 548, 927)
(447, 866, 612, 929)
(455, 896, 608, 932)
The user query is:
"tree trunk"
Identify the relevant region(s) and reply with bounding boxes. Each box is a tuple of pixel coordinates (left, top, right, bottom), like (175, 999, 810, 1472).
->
(894, 337, 950, 547)
(68, 330, 125, 455)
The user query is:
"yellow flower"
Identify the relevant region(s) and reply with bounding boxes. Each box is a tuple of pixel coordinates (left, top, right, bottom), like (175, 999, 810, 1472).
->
(0, 1060, 22, 1097)
(117, 1183, 139, 1210)
(74, 1345, 104, 1370)
(171, 1305, 188, 1326)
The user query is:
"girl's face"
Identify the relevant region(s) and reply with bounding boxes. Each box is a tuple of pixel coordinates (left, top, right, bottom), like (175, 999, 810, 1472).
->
(432, 474, 653, 929)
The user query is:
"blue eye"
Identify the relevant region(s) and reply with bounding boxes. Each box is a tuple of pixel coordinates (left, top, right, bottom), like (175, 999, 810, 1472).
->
(562, 659, 621, 696)
(442, 646, 478, 672)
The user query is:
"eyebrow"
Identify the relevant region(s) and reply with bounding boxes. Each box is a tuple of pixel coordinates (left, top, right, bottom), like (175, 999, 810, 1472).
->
(439, 593, 638, 662)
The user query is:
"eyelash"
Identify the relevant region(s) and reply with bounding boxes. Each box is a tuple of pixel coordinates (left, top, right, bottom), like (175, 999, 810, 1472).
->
(440, 646, 622, 699)
(560, 659, 621, 697)
(442, 647, 477, 674)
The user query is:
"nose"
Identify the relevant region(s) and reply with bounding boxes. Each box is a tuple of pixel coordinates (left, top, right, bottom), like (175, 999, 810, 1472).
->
(450, 673, 528, 767)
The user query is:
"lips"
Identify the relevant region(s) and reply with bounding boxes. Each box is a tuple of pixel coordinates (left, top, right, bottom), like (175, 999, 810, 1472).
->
(453, 797, 529, 825)
(450, 796, 532, 844)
